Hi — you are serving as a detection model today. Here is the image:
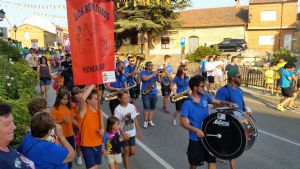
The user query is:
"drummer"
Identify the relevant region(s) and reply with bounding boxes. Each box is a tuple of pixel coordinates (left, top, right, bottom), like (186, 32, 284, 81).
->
(180, 75, 237, 169)
(215, 68, 252, 169)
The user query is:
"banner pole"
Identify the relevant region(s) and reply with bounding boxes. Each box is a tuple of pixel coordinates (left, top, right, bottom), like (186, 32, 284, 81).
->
(96, 84, 103, 132)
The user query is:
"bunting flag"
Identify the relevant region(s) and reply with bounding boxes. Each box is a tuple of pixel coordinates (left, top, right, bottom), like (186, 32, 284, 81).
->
(66, 0, 115, 85)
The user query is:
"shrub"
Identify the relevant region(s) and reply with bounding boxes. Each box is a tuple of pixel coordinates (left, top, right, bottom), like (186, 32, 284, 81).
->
(271, 48, 297, 65)
(0, 40, 38, 147)
(186, 45, 222, 62)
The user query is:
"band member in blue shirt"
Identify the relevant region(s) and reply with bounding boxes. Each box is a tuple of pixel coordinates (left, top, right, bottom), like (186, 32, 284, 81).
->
(140, 61, 162, 129)
(180, 75, 236, 169)
(125, 55, 140, 106)
(160, 55, 173, 113)
(106, 61, 128, 115)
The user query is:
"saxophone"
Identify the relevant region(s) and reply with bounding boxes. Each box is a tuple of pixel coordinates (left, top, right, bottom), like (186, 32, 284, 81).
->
(142, 79, 157, 95)
(170, 89, 190, 103)
(104, 80, 137, 102)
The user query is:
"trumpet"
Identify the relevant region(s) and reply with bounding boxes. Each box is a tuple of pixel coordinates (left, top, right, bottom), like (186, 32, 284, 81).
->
(104, 81, 137, 102)
(170, 89, 190, 103)
(158, 65, 171, 86)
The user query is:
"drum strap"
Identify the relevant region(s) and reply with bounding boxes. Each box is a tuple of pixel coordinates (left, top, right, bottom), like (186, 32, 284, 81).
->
(225, 85, 246, 111)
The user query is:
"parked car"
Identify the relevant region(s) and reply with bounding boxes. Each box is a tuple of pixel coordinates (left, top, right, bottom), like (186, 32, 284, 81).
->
(212, 39, 247, 52)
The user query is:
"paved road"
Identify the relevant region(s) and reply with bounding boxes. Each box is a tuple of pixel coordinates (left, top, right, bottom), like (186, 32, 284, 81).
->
(46, 86, 300, 169)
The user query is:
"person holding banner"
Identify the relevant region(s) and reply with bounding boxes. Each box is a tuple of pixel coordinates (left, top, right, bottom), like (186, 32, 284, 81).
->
(125, 55, 140, 106)
(106, 61, 128, 115)
(140, 61, 162, 129)
(78, 85, 104, 169)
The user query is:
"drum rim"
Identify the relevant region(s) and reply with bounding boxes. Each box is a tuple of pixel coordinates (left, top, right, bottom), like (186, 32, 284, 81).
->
(202, 112, 247, 160)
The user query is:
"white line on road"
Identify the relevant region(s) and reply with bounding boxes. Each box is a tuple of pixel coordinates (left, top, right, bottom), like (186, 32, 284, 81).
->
(258, 129, 300, 147)
(102, 111, 174, 169)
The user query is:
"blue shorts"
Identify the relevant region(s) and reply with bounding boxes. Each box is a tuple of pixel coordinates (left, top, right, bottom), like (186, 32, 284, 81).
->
(81, 145, 102, 168)
(142, 94, 157, 111)
(40, 78, 51, 86)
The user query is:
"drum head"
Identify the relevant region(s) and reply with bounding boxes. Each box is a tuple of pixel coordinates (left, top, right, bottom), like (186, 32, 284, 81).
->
(202, 112, 246, 160)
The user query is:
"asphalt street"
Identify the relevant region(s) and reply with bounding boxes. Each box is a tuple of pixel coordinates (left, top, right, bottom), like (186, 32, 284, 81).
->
(45, 86, 300, 169)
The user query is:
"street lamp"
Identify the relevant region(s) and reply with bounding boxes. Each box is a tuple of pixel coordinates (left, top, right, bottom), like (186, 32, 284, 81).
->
(0, 9, 5, 21)
(13, 25, 17, 40)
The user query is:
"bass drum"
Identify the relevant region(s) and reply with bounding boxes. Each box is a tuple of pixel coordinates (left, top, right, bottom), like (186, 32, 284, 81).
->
(201, 109, 257, 160)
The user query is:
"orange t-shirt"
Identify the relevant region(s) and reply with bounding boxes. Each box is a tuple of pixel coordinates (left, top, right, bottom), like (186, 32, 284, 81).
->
(71, 102, 80, 123)
(51, 105, 74, 137)
(79, 106, 103, 147)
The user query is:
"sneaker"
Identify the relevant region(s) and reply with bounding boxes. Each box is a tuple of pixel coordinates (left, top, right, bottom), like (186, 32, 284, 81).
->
(173, 120, 177, 126)
(277, 104, 285, 111)
(148, 121, 155, 127)
(76, 157, 83, 165)
(143, 121, 148, 128)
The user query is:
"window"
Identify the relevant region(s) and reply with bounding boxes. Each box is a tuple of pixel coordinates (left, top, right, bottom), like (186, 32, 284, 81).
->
(161, 37, 170, 49)
(258, 36, 274, 45)
(261, 11, 276, 21)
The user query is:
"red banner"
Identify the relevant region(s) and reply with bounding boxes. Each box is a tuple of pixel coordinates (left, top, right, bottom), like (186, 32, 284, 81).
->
(66, 0, 115, 85)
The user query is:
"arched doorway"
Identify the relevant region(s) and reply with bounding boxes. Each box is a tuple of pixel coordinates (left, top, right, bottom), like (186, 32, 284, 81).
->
(188, 36, 199, 53)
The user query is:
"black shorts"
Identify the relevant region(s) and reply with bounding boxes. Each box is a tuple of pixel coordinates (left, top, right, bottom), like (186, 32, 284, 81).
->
(109, 99, 120, 115)
(281, 87, 294, 98)
(161, 83, 171, 96)
(175, 99, 187, 111)
(187, 140, 216, 166)
(207, 76, 214, 84)
(202, 72, 207, 78)
(122, 136, 136, 147)
(129, 86, 140, 99)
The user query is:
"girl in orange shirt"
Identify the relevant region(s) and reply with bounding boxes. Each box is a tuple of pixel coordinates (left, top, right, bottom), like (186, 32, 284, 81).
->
(51, 89, 78, 169)
(78, 85, 104, 169)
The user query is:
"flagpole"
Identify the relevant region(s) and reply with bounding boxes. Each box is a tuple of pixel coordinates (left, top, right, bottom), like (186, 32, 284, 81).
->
(96, 84, 103, 133)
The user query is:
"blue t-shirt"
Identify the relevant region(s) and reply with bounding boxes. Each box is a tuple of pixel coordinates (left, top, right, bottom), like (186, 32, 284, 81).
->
(180, 94, 212, 141)
(279, 68, 293, 88)
(200, 60, 208, 73)
(110, 72, 127, 88)
(296, 67, 300, 79)
(125, 65, 135, 87)
(215, 84, 244, 111)
(0, 146, 35, 169)
(165, 65, 172, 75)
(17, 133, 68, 169)
(140, 70, 157, 95)
(173, 76, 190, 93)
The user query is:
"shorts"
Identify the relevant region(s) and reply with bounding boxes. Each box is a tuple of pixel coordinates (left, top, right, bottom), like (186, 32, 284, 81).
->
(175, 99, 187, 111)
(187, 140, 216, 166)
(106, 154, 122, 164)
(202, 72, 207, 78)
(40, 78, 51, 86)
(207, 76, 214, 84)
(281, 87, 294, 98)
(81, 145, 102, 169)
(109, 99, 120, 115)
(161, 83, 171, 96)
(142, 94, 157, 111)
(122, 136, 136, 147)
(129, 86, 140, 99)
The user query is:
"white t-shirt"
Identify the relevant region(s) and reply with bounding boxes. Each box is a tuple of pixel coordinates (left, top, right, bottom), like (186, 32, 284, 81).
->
(214, 61, 224, 76)
(114, 104, 139, 137)
(205, 62, 217, 76)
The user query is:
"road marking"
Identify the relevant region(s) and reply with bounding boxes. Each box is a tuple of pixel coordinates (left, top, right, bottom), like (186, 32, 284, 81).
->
(102, 111, 174, 169)
(258, 129, 300, 147)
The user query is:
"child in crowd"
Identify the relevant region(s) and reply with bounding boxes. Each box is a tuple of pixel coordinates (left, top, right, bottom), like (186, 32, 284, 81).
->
(51, 89, 78, 168)
(114, 89, 143, 169)
(263, 64, 275, 95)
(104, 116, 127, 169)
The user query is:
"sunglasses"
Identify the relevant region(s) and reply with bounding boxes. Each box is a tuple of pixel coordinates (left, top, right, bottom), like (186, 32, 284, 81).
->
(198, 84, 206, 88)
(130, 60, 135, 62)
(234, 75, 241, 79)
(184, 68, 188, 71)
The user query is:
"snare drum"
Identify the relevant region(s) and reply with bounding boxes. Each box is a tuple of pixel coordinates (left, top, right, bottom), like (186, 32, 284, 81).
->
(201, 109, 257, 160)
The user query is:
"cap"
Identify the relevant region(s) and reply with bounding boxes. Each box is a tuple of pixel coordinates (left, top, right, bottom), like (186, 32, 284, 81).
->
(227, 69, 240, 79)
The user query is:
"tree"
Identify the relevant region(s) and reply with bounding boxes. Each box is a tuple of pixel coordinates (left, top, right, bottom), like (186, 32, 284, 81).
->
(186, 46, 222, 62)
(114, 0, 191, 57)
(271, 48, 297, 65)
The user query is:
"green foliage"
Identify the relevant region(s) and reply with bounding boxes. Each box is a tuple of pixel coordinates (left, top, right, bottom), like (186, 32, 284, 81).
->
(0, 40, 38, 147)
(186, 46, 222, 62)
(271, 48, 297, 65)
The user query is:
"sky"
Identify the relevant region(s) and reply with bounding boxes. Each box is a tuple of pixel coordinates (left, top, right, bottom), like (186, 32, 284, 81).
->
(0, 0, 298, 28)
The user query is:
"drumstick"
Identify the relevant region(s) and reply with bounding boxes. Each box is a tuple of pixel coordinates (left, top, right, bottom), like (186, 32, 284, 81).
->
(206, 134, 222, 138)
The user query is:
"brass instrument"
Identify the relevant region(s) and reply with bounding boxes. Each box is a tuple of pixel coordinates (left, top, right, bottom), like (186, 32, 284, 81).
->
(104, 80, 137, 102)
(142, 79, 157, 95)
(132, 55, 145, 84)
(159, 64, 171, 86)
(170, 89, 190, 103)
